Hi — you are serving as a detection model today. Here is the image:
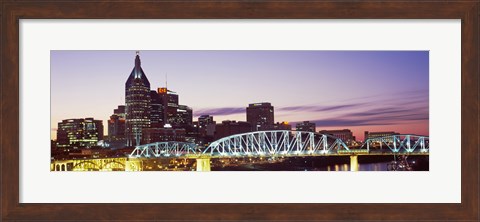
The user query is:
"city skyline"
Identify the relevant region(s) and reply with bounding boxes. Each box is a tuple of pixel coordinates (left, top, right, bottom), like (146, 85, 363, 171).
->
(51, 50, 429, 141)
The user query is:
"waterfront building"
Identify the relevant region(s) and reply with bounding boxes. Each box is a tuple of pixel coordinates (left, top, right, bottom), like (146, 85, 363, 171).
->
(214, 120, 252, 139)
(57, 118, 103, 148)
(246, 102, 274, 131)
(183, 125, 202, 144)
(295, 121, 316, 132)
(364, 131, 399, 142)
(319, 129, 356, 142)
(142, 127, 186, 143)
(125, 52, 151, 146)
(68, 148, 111, 159)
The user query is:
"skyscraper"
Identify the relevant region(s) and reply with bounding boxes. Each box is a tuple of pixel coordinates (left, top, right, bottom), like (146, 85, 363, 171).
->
(155, 87, 192, 129)
(175, 105, 193, 128)
(125, 52, 151, 146)
(157, 87, 178, 127)
(150, 90, 164, 128)
(246, 102, 274, 131)
(108, 105, 126, 139)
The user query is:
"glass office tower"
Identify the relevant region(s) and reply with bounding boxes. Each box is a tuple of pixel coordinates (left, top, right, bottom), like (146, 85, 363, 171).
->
(125, 52, 151, 146)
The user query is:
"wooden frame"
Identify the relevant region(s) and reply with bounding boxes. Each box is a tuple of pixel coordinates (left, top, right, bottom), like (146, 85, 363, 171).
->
(1, 1, 478, 221)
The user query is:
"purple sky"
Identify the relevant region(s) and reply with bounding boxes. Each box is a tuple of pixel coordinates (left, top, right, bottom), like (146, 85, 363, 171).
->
(51, 50, 429, 141)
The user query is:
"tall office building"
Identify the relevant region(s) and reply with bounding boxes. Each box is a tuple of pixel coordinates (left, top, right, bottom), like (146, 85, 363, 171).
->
(150, 90, 164, 128)
(174, 105, 193, 128)
(57, 118, 103, 148)
(125, 52, 151, 146)
(246, 102, 274, 131)
(108, 105, 126, 139)
(156, 87, 178, 127)
(154, 87, 192, 129)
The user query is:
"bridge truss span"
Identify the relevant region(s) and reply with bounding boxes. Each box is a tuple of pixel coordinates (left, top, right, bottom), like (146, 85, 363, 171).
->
(127, 131, 429, 160)
(361, 134, 429, 153)
(203, 130, 350, 157)
(129, 141, 197, 158)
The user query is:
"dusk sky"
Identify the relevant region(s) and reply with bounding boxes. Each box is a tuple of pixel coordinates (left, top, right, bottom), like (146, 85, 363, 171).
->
(51, 50, 429, 141)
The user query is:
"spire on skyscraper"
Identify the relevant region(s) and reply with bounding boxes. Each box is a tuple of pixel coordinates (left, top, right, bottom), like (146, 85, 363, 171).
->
(134, 51, 142, 78)
(126, 51, 150, 87)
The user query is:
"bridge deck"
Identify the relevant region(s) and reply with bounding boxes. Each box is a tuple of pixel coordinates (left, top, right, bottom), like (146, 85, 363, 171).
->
(177, 152, 430, 159)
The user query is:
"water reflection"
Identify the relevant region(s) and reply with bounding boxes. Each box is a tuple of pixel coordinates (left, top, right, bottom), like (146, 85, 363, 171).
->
(324, 162, 388, 171)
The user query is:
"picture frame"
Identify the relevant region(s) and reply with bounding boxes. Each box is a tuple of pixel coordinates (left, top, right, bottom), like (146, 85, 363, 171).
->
(1, 1, 478, 221)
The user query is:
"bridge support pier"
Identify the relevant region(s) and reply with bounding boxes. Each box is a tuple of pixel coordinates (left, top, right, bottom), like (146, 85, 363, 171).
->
(350, 155, 359, 172)
(196, 158, 211, 172)
(125, 159, 142, 171)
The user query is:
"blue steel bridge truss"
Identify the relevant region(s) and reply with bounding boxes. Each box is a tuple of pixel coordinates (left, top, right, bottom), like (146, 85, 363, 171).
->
(203, 130, 349, 157)
(129, 130, 429, 159)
